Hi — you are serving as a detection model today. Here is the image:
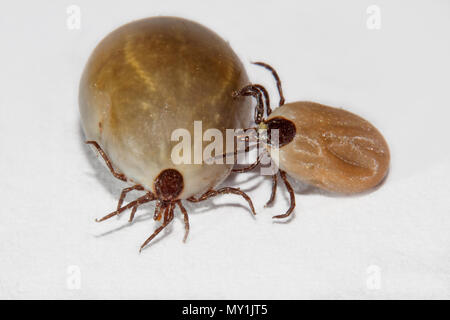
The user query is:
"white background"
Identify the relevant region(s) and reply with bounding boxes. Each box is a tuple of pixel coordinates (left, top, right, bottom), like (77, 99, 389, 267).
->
(0, 0, 449, 299)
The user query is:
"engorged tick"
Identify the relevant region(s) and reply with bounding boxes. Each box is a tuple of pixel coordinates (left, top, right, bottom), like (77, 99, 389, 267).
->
(79, 17, 256, 251)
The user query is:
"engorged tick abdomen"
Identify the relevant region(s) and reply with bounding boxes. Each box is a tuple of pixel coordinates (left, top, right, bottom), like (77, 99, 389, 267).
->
(79, 17, 252, 199)
(267, 101, 390, 193)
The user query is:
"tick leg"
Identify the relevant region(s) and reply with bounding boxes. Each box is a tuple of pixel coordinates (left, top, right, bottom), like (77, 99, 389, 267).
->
(168, 203, 175, 221)
(221, 140, 258, 163)
(233, 84, 266, 124)
(177, 200, 189, 243)
(117, 185, 144, 211)
(163, 203, 173, 224)
(238, 84, 271, 118)
(128, 205, 138, 223)
(265, 173, 278, 207)
(272, 170, 296, 219)
(232, 155, 261, 173)
(252, 84, 271, 116)
(153, 201, 163, 221)
(232, 138, 261, 173)
(252, 62, 285, 107)
(218, 128, 261, 165)
(188, 187, 256, 216)
(139, 204, 174, 252)
(86, 141, 127, 182)
(95, 193, 155, 222)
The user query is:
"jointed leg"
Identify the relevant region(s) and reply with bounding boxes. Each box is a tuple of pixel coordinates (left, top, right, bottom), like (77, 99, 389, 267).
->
(252, 62, 285, 107)
(163, 204, 173, 224)
(234, 84, 264, 124)
(188, 187, 256, 216)
(272, 170, 295, 219)
(232, 140, 261, 173)
(117, 185, 144, 211)
(221, 139, 258, 163)
(177, 200, 189, 242)
(237, 84, 271, 119)
(232, 155, 261, 173)
(128, 205, 138, 223)
(139, 203, 175, 252)
(233, 84, 266, 124)
(265, 173, 278, 207)
(153, 201, 163, 221)
(86, 141, 127, 182)
(95, 192, 155, 222)
(252, 84, 271, 116)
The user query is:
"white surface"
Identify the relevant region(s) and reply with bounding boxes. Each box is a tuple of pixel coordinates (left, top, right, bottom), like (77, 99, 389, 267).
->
(0, 0, 449, 299)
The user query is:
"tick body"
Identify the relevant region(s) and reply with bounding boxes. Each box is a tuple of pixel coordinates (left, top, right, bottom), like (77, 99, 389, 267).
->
(265, 102, 390, 193)
(233, 63, 390, 217)
(79, 17, 254, 250)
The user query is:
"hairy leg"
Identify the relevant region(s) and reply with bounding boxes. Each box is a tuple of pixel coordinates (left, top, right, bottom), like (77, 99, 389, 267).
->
(252, 62, 285, 107)
(265, 173, 278, 207)
(232, 154, 261, 173)
(153, 201, 163, 221)
(272, 170, 295, 219)
(177, 201, 190, 243)
(95, 192, 155, 222)
(128, 205, 138, 223)
(188, 187, 256, 216)
(139, 203, 174, 252)
(117, 185, 144, 211)
(252, 84, 271, 116)
(233, 84, 266, 124)
(86, 141, 127, 182)
(232, 138, 261, 173)
(221, 140, 258, 164)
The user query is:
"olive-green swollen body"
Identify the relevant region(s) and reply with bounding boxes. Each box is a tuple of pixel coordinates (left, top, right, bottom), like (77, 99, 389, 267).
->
(79, 16, 251, 200)
(79, 17, 254, 251)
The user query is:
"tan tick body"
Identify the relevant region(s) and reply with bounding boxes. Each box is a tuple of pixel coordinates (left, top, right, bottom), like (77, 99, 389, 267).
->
(267, 101, 390, 194)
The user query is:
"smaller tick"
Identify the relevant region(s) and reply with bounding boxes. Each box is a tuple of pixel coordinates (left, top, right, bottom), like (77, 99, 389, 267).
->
(231, 62, 390, 218)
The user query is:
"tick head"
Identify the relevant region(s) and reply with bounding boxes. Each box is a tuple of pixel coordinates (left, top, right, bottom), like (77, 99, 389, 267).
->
(265, 117, 296, 148)
(154, 169, 184, 201)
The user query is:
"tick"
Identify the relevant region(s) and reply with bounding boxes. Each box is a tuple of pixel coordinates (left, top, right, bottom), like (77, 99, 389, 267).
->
(79, 17, 255, 251)
(232, 62, 390, 218)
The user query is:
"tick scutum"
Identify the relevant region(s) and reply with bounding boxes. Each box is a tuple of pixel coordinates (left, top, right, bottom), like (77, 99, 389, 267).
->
(154, 169, 184, 201)
(266, 117, 296, 148)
